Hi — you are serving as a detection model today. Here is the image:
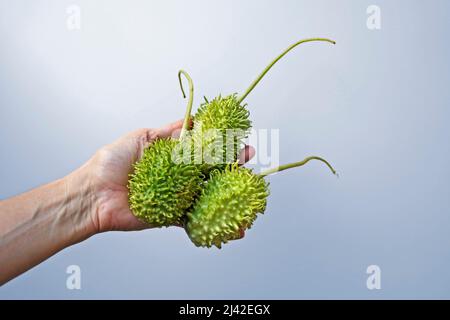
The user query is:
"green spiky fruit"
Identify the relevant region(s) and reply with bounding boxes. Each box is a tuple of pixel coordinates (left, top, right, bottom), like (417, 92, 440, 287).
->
(185, 156, 337, 248)
(127, 38, 337, 235)
(191, 94, 251, 175)
(128, 138, 203, 227)
(188, 38, 335, 175)
(186, 164, 269, 248)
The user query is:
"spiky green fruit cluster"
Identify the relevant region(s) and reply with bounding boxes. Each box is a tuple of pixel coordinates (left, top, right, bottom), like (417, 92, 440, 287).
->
(191, 94, 251, 174)
(127, 38, 336, 246)
(182, 38, 336, 248)
(186, 164, 269, 248)
(128, 138, 203, 227)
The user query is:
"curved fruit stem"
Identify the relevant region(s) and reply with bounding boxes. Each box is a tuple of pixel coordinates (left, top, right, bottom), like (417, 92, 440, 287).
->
(259, 156, 337, 177)
(237, 38, 336, 104)
(178, 70, 194, 139)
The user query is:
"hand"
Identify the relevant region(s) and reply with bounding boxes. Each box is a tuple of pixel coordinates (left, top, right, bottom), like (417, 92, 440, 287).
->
(0, 119, 255, 284)
(80, 120, 255, 234)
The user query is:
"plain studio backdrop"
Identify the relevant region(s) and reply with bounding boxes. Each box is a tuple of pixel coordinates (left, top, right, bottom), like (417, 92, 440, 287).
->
(1, 0, 449, 299)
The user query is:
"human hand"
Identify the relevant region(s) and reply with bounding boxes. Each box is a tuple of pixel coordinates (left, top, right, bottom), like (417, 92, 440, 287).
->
(0, 119, 255, 284)
(77, 120, 255, 234)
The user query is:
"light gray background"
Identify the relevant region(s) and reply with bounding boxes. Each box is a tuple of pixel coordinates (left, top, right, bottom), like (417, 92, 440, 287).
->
(1, 0, 449, 299)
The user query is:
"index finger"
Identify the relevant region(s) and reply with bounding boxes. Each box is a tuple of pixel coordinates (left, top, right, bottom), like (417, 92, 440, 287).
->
(155, 119, 184, 138)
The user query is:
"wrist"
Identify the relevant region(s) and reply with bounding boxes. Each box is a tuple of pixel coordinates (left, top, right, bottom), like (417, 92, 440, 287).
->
(63, 164, 99, 242)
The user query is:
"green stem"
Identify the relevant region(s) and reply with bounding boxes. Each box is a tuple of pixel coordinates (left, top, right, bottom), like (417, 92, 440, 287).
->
(178, 70, 194, 139)
(259, 156, 337, 177)
(237, 38, 336, 104)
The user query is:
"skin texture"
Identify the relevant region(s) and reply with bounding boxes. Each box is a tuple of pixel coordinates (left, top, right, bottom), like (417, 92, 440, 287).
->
(0, 118, 254, 285)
